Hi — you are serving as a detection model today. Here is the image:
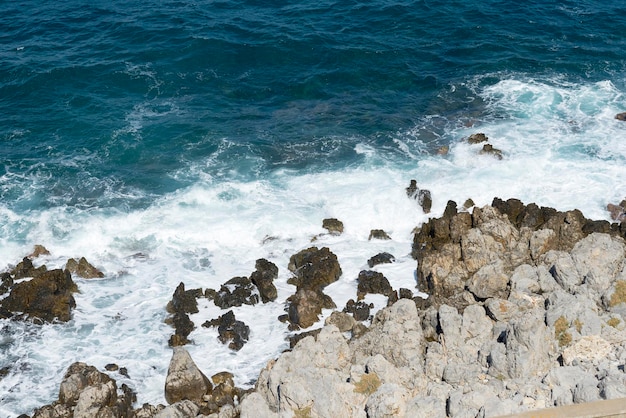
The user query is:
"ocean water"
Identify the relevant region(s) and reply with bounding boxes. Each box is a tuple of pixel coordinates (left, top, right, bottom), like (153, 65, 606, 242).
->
(1, 0, 625, 415)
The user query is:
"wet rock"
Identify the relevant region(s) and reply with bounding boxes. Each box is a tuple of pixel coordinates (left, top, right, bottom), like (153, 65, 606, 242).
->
(356, 270, 393, 300)
(343, 299, 372, 322)
(406, 180, 432, 213)
(65, 257, 104, 279)
(368, 229, 391, 240)
(250, 258, 278, 303)
(164, 347, 212, 405)
(467, 133, 489, 144)
(615, 112, 626, 121)
(322, 218, 344, 235)
(166, 282, 199, 315)
(11, 257, 47, 279)
(367, 252, 395, 268)
(607, 201, 626, 222)
(0, 272, 13, 296)
(167, 312, 194, 347)
(479, 143, 503, 159)
(287, 246, 342, 292)
(1, 269, 77, 322)
(214, 276, 259, 308)
(203, 310, 250, 351)
(29, 245, 50, 258)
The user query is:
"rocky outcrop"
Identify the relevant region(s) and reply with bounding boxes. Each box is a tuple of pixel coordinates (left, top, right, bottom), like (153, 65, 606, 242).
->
(322, 218, 344, 235)
(0, 269, 77, 322)
(213, 277, 260, 309)
(165, 282, 200, 347)
(164, 347, 212, 405)
(250, 258, 278, 303)
(406, 179, 432, 213)
(65, 257, 104, 279)
(32, 362, 136, 418)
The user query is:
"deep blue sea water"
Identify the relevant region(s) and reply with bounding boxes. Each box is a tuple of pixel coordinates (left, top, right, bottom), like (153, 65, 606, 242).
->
(1, 1, 626, 415)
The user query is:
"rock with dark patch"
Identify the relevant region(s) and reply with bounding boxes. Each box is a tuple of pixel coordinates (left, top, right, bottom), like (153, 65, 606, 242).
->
(289, 328, 322, 349)
(166, 282, 199, 315)
(406, 179, 418, 197)
(368, 229, 391, 240)
(1, 269, 77, 322)
(479, 143, 503, 159)
(214, 276, 259, 309)
(250, 258, 278, 303)
(367, 252, 395, 268)
(29, 245, 50, 258)
(288, 247, 342, 292)
(0, 273, 13, 296)
(343, 299, 372, 321)
(467, 133, 488, 144)
(203, 310, 250, 351)
(607, 201, 626, 222)
(615, 112, 626, 121)
(322, 218, 344, 235)
(200, 372, 249, 415)
(357, 270, 393, 300)
(406, 180, 432, 213)
(11, 257, 47, 279)
(65, 257, 104, 279)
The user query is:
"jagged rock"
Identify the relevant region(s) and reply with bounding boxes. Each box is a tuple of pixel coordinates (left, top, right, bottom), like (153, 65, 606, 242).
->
(322, 218, 344, 235)
(200, 372, 248, 415)
(250, 258, 278, 303)
(343, 299, 372, 322)
(1, 269, 77, 322)
(164, 347, 212, 405)
(29, 245, 51, 258)
(0, 272, 13, 295)
(479, 143, 503, 159)
(213, 276, 259, 308)
(406, 180, 432, 213)
(167, 312, 195, 347)
(65, 257, 104, 279)
(203, 310, 250, 351)
(356, 270, 393, 300)
(366, 252, 395, 268)
(368, 229, 391, 240)
(288, 246, 342, 292)
(11, 257, 47, 279)
(167, 282, 199, 315)
(467, 133, 488, 144)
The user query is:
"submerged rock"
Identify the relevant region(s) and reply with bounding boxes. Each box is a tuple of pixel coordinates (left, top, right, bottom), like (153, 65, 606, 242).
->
(322, 218, 344, 235)
(203, 310, 250, 351)
(65, 257, 104, 279)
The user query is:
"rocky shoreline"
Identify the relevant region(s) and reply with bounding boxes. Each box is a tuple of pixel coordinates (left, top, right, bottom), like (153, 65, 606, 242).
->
(2, 193, 626, 417)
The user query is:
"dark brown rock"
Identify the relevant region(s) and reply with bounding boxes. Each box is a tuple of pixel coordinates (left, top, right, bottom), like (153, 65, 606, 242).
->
(65, 257, 104, 279)
(343, 299, 372, 322)
(1, 269, 77, 322)
(357, 270, 393, 300)
(287, 289, 326, 329)
(250, 258, 278, 303)
(29, 245, 50, 258)
(368, 229, 391, 240)
(406, 180, 432, 213)
(166, 282, 199, 315)
(288, 247, 342, 292)
(479, 143, 503, 159)
(214, 276, 259, 308)
(11, 257, 47, 279)
(322, 218, 344, 235)
(615, 112, 626, 121)
(289, 328, 322, 349)
(467, 133, 489, 144)
(167, 312, 194, 347)
(203, 310, 250, 351)
(367, 252, 395, 268)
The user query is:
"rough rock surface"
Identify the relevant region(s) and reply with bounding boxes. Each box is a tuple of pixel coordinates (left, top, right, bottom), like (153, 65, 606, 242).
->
(249, 258, 279, 303)
(202, 310, 250, 351)
(164, 347, 212, 405)
(0, 269, 77, 322)
(65, 257, 105, 279)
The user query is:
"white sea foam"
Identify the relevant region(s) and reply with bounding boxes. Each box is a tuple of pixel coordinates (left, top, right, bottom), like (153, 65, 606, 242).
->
(1, 76, 625, 416)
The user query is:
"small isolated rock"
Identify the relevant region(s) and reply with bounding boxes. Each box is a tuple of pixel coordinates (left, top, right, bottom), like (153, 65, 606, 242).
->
(288, 246, 342, 291)
(164, 347, 212, 405)
(357, 270, 393, 300)
(367, 252, 395, 268)
(615, 112, 626, 121)
(29, 245, 50, 258)
(479, 143, 503, 160)
(368, 229, 391, 240)
(406, 180, 432, 213)
(65, 257, 104, 279)
(467, 133, 489, 144)
(203, 310, 250, 351)
(322, 218, 344, 235)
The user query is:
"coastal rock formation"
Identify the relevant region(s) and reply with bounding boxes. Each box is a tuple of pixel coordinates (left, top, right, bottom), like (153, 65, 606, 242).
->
(322, 218, 344, 235)
(213, 277, 260, 309)
(367, 252, 395, 268)
(0, 268, 77, 322)
(32, 362, 136, 418)
(165, 282, 200, 347)
(65, 257, 104, 279)
(406, 179, 432, 213)
(249, 258, 278, 303)
(164, 347, 212, 405)
(202, 310, 250, 351)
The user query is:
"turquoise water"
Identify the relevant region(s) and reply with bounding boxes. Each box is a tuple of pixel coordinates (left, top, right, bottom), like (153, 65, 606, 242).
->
(1, 1, 626, 415)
